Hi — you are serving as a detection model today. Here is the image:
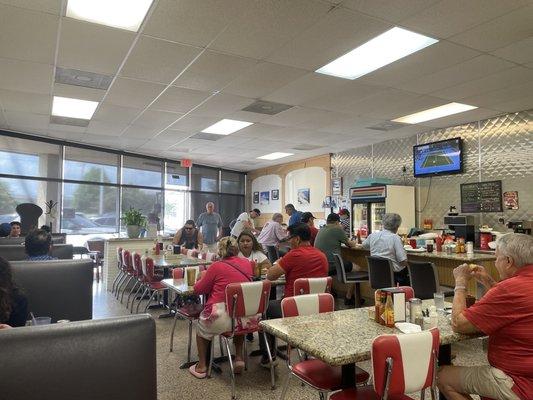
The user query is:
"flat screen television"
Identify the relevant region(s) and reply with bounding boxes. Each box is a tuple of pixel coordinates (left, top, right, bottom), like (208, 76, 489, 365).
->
(413, 137, 463, 177)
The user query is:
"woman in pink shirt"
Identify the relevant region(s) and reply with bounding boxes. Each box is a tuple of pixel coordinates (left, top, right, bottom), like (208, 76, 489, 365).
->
(189, 237, 253, 379)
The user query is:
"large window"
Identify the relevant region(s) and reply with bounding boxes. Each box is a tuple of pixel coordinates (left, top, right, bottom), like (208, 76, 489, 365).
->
(0, 132, 246, 240)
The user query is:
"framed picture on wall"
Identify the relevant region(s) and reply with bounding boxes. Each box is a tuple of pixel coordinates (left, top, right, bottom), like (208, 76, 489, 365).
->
(260, 191, 270, 205)
(271, 189, 279, 200)
(253, 192, 259, 204)
(503, 191, 519, 210)
(297, 188, 310, 205)
(332, 177, 342, 196)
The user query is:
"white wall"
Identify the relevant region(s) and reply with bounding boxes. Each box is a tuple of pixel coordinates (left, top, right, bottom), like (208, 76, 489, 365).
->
(285, 167, 326, 212)
(250, 174, 282, 214)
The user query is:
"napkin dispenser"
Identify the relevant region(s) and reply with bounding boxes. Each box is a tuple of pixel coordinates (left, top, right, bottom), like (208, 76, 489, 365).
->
(378, 287, 407, 323)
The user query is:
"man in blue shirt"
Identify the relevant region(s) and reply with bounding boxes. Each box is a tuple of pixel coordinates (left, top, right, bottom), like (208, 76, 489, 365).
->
(25, 229, 57, 261)
(196, 202, 223, 252)
(285, 204, 302, 227)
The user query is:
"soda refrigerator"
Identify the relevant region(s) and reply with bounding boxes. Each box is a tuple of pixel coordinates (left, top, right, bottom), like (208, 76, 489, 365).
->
(350, 185, 415, 238)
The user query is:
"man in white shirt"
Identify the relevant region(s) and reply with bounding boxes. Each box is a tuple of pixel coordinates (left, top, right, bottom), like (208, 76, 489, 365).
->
(230, 208, 260, 238)
(361, 213, 409, 285)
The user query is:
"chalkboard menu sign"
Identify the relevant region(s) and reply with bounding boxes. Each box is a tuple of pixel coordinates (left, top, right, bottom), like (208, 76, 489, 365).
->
(460, 180, 503, 213)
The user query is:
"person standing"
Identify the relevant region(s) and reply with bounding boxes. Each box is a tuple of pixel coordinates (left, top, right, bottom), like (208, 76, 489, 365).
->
(284, 204, 302, 227)
(8, 221, 21, 238)
(301, 212, 318, 246)
(196, 202, 223, 253)
(230, 209, 260, 238)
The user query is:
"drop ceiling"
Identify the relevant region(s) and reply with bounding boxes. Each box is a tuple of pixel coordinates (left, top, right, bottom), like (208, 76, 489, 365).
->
(0, 0, 532, 171)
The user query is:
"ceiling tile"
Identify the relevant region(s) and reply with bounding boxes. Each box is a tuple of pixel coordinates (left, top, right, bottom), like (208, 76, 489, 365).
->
(58, 18, 135, 75)
(134, 109, 182, 130)
(491, 37, 533, 65)
(105, 77, 166, 109)
(168, 115, 220, 133)
(358, 41, 479, 87)
(223, 62, 307, 98)
(449, 5, 533, 52)
(121, 36, 201, 84)
(0, 0, 61, 14)
(190, 93, 254, 118)
(210, 0, 330, 59)
(394, 55, 514, 94)
(0, 89, 50, 114)
(432, 66, 533, 100)
(263, 106, 327, 127)
(138, 139, 182, 152)
(267, 7, 391, 70)
(155, 129, 191, 144)
(53, 83, 105, 102)
(121, 125, 159, 140)
(489, 95, 533, 113)
(143, 0, 242, 47)
(419, 107, 500, 128)
(462, 80, 533, 109)
(0, 5, 58, 64)
(4, 110, 49, 130)
(301, 80, 380, 113)
(173, 50, 257, 92)
(231, 123, 285, 139)
(401, 0, 529, 39)
(0, 58, 53, 94)
(151, 86, 211, 114)
(342, 0, 440, 23)
(92, 102, 141, 125)
(85, 120, 129, 136)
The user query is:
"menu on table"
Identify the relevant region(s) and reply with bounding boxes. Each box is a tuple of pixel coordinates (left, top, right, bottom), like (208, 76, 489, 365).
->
(460, 180, 503, 213)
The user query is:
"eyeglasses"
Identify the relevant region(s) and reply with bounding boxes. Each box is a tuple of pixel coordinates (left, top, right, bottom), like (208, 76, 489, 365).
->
(184, 227, 193, 230)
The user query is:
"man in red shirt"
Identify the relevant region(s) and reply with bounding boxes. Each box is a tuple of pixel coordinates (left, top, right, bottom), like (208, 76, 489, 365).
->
(301, 212, 318, 246)
(258, 223, 328, 367)
(438, 233, 533, 400)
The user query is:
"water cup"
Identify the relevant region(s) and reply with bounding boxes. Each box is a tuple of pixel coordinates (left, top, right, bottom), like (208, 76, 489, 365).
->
(409, 239, 417, 249)
(433, 292, 445, 311)
(33, 316, 52, 325)
(186, 268, 196, 287)
(426, 239, 434, 253)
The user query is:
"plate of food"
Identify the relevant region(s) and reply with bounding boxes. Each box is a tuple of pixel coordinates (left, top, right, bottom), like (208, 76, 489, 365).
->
(405, 247, 426, 253)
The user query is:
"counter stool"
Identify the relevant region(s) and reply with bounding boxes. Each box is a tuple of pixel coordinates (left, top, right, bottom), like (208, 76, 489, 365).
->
(407, 261, 454, 299)
(333, 253, 368, 307)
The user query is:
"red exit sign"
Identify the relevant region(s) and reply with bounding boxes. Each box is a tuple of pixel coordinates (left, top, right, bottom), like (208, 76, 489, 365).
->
(181, 159, 192, 168)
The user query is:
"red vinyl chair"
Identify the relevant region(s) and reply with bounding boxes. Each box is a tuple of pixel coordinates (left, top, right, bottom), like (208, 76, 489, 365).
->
(115, 250, 133, 300)
(121, 251, 143, 303)
(330, 329, 440, 400)
(169, 266, 206, 363)
(126, 252, 145, 310)
(213, 281, 272, 399)
(293, 277, 333, 296)
(279, 294, 370, 400)
(111, 246, 124, 294)
(136, 257, 167, 313)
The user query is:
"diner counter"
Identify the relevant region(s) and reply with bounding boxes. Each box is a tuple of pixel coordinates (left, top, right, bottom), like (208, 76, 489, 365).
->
(341, 246, 497, 299)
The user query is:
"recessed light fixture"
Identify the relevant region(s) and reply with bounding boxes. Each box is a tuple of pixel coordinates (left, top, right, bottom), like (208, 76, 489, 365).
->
(52, 96, 99, 120)
(66, 0, 153, 32)
(316, 27, 438, 80)
(392, 102, 478, 124)
(257, 152, 294, 160)
(201, 119, 253, 135)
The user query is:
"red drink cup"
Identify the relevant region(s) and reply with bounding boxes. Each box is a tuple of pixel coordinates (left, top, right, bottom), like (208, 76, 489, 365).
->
(409, 239, 417, 249)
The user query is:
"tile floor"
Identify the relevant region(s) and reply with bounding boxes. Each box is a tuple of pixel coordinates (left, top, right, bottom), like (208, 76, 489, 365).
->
(94, 282, 487, 400)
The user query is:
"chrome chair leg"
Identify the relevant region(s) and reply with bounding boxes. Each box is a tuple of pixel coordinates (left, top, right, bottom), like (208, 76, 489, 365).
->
(120, 275, 134, 303)
(113, 272, 126, 296)
(243, 339, 248, 371)
(169, 312, 180, 352)
(115, 274, 129, 299)
(223, 336, 236, 400)
(144, 290, 158, 312)
(421, 389, 426, 400)
(130, 283, 144, 313)
(207, 339, 215, 378)
(136, 287, 149, 313)
(187, 319, 193, 362)
(279, 372, 291, 400)
(111, 271, 122, 293)
(263, 331, 276, 389)
(126, 280, 140, 308)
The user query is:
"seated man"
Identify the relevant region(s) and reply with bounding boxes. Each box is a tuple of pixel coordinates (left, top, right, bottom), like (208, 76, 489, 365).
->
(438, 233, 533, 400)
(361, 213, 409, 286)
(9, 221, 21, 238)
(259, 223, 328, 367)
(25, 229, 58, 261)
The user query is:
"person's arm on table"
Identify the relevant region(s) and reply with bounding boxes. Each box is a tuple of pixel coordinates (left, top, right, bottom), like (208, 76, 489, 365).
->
(194, 265, 216, 295)
(172, 229, 182, 245)
(451, 263, 482, 334)
(266, 262, 285, 281)
(361, 236, 370, 250)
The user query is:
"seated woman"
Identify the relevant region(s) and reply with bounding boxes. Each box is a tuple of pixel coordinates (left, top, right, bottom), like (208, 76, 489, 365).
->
(189, 237, 252, 379)
(173, 220, 203, 250)
(237, 230, 272, 272)
(0, 257, 28, 329)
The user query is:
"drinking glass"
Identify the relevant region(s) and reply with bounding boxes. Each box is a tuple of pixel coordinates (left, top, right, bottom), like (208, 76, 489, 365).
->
(433, 293, 445, 311)
(33, 317, 52, 325)
(186, 268, 196, 287)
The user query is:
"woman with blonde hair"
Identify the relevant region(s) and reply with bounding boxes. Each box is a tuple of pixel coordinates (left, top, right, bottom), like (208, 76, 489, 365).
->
(189, 237, 253, 379)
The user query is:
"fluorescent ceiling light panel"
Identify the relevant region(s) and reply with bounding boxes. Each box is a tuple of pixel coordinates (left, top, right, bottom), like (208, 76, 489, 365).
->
(66, 0, 153, 31)
(257, 152, 294, 160)
(201, 119, 253, 135)
(316, 27, 438, 80)
(392, 102, 478, 124)
(52, 96, 99, 120)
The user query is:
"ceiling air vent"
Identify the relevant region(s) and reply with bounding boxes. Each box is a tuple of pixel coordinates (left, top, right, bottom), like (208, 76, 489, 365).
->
(366, 121, 406, 131)
(190, 132, 224, 141)
(291, 144, 324, 151)
(55, 67, 112, 90)
(50, 115, 89, 127)
(242, 100, 293, 115)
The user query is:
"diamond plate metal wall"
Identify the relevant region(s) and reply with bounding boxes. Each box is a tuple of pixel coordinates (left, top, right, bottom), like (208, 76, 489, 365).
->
(331, 109, 532, 229)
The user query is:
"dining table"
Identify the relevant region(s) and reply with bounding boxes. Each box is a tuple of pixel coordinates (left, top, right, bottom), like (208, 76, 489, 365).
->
(260, 300, 484, 400)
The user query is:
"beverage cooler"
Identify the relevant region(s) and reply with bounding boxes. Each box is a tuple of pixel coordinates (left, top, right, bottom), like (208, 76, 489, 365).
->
(350, 185, 415, 238)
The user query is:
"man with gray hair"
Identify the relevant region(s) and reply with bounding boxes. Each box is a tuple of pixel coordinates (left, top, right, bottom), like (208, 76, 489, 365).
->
(361, 213, 409, 285)
(438, 233, 533, 400)
(196, 202, 223, 253)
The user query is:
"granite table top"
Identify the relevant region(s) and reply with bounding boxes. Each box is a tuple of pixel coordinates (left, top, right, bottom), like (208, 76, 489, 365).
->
(162, 278, 194, 294)
(260, 300, 482, 366)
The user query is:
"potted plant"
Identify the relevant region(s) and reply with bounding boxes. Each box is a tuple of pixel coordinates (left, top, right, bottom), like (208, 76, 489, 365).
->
(122, 207, 146, 239)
